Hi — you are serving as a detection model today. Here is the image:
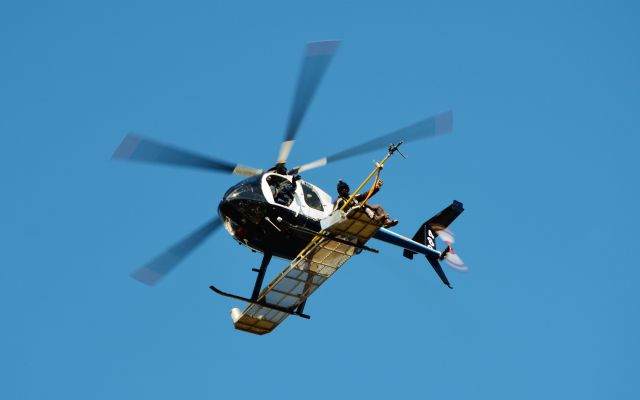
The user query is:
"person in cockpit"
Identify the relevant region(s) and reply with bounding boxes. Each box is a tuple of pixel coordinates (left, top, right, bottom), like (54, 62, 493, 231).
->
(267, 174, 301, 207)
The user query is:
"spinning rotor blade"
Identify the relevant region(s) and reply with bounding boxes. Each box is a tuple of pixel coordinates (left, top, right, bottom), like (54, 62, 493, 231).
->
(444, 252, 468, 272)
(292, 110, 453, 173)
(130, 217, 223, 286)
(113, 134, 262, 176)
(277, 40, 341, 165)
(435, 227, 455, 244)
(434, 227, 468, 272)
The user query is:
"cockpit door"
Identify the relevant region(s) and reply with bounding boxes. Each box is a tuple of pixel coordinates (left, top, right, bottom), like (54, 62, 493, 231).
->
(262, 173, 303, 215)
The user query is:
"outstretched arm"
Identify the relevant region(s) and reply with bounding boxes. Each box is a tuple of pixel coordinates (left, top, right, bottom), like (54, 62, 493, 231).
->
(355, 179, 382, 202)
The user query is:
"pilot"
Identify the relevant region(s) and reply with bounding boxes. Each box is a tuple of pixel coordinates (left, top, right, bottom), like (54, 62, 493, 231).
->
(268, 174, 301, 207)
(334, 179, 398, 227)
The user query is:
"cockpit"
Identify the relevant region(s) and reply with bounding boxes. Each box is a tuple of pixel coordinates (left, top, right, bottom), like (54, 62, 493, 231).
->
(218, 172, 333, 254)
(262, 172, 332, 219)
(219, 172, 333, 232)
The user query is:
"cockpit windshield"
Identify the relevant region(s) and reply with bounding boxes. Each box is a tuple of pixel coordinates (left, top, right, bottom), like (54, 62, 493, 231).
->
(223, 175, 265, 202)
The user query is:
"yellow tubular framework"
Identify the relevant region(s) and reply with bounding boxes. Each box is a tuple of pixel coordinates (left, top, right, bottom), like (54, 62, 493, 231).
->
(339, 149, 395, 212)
(291, 146, 400, 258)
(362, 167, 381, 206)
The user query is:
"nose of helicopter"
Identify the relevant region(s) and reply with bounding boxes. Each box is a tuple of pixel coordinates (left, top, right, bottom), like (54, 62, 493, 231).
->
(218, 175, 268, 232)
(217, 197, 243, 239)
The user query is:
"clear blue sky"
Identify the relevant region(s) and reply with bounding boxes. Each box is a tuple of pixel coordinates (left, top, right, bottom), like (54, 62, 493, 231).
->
(2, 1, 639, 399)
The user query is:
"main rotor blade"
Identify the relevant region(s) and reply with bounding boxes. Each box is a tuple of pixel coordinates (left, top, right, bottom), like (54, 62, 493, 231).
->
(277, 40, 340, 165)
(130, 217, 223, 286)
(292, 110, 453, 173)
(113, 134, 262, 176)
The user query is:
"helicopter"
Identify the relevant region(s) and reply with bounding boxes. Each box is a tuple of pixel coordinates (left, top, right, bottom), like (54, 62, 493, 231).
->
(113, 40, 467, 334)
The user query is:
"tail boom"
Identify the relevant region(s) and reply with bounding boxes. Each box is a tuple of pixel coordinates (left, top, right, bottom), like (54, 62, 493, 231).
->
(373, 228, 441, 258)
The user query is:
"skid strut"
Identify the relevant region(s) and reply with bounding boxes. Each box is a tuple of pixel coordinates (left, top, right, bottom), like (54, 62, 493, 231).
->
(251, 252, 272, 301)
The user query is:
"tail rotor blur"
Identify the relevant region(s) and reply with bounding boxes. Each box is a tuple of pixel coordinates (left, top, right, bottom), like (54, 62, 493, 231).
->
(435, 228, 468, 272)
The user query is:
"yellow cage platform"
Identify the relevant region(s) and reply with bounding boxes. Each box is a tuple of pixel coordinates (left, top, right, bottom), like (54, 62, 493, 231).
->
(218, 206, 383, 335)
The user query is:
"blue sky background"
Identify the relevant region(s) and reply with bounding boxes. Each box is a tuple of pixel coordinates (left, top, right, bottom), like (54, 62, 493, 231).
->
(2, 1, 639, 399)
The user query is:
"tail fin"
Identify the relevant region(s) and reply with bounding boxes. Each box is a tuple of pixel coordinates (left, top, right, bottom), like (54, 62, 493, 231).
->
(403, 200, 464, 288)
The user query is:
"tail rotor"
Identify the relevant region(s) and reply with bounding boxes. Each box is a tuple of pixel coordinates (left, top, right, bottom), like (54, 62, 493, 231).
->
(435, 227, 468, 272)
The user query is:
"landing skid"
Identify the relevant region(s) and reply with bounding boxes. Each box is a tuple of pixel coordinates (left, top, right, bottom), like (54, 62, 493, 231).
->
(209, 252, 311, 319)
(209, 286, 310, 319)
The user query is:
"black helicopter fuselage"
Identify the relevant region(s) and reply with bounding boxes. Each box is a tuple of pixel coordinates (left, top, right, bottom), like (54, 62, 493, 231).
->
(218, 173, 331, 260)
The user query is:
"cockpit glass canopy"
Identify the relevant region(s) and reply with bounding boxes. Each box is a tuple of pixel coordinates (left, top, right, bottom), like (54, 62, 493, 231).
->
(223, 175, 265, 202)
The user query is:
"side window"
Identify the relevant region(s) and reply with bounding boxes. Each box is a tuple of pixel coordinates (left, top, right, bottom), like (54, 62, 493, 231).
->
(266, 175, 295, 207)
(302, 183, 324, 211)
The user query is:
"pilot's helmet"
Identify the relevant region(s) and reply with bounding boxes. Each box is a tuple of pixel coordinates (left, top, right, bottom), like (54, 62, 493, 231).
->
(275, 164, 287, 175)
